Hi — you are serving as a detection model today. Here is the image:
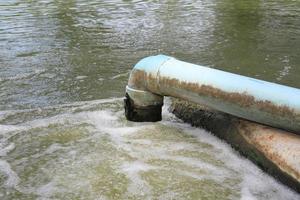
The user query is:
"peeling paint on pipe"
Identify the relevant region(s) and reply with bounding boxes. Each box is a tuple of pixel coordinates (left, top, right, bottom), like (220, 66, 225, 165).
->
(125, 55, 300, 133)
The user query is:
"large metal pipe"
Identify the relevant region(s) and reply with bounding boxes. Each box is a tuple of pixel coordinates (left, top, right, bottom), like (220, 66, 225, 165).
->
(124, 55, 300, 133)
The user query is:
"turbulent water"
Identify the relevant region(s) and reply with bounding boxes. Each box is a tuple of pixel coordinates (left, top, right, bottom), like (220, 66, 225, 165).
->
(0, 0, 300, 199)
(0, 99, 299, 199)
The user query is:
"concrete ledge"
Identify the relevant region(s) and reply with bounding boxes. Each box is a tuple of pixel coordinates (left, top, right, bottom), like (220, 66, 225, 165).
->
(170, 98, 300, 193)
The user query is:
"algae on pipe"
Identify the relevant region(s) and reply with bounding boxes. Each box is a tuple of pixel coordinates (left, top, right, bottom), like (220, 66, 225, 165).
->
(125, 55, 300, 134)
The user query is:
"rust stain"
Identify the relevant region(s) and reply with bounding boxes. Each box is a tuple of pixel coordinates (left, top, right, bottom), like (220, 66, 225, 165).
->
(128, 69, 297, 118)
(159, 76, 296, 118)
(238, 121, 300, 181)
(171, 99, 300, 190)
(128, 69, 146, 90)
(128, 69, 161, 92)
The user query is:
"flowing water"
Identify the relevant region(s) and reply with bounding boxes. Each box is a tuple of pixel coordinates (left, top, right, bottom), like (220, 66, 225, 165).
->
(0, 0, 299, 199)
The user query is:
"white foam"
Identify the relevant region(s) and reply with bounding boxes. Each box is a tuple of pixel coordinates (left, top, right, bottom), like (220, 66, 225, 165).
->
(161, 97, 182, 122)
(129, 139, 152, 146)
(11, 109, 118, 133)
(122, 161, 155, 173)
(165, 120, 300, 199)
(75, 75, 88, 80)
(240, 186, 257, 200)
(0, 160, 20, 188)
(121, 161, 154, 196)
(0, 97, 298, 199)
(0, 143, 15, 156)
(83, 110, 118, 126)
(164, 155, 226, 179)
(178, 171, 207, 181)
(0, 111, 12, 121)
(43, 143, 65, 155)
(36, 181, 57, 198)
(0, 125, 21, 135)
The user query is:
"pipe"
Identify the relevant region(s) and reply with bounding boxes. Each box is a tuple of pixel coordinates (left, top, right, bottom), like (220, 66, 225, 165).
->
(124, 55, 300, 133)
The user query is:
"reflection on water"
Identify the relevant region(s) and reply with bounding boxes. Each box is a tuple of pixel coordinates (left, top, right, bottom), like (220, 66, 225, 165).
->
(0, 0, 299, 199)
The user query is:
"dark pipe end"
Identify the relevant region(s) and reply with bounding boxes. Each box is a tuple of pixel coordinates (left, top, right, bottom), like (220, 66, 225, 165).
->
(124, 93, 162, 122)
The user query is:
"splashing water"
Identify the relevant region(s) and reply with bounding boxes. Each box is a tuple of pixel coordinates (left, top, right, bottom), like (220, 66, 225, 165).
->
(1, 0, 300, 199)
(0, 98, 298, 199)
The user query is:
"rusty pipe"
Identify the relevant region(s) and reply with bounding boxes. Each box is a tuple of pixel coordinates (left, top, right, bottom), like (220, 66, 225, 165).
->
(124, 55, 300, 133)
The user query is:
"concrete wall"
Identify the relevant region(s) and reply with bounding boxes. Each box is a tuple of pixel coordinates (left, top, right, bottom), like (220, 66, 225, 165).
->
(170, 98, 300, 193)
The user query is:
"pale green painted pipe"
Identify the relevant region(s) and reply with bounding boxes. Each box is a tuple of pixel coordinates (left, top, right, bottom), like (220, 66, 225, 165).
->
(124, 55, 300, 133)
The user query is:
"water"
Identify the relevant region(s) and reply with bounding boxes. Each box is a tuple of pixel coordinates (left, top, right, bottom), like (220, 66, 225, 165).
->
(0, 0, 299, 199)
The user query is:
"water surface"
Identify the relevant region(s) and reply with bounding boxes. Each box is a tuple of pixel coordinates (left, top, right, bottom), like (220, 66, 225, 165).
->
(0, 0, 299, 199)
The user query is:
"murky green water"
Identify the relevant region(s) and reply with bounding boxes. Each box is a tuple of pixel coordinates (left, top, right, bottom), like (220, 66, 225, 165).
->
(0, 0, 299, 199)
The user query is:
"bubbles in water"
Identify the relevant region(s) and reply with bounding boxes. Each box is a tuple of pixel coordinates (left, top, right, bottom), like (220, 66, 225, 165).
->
(0, 98, 298, 199)
(0, 160, 20, 188)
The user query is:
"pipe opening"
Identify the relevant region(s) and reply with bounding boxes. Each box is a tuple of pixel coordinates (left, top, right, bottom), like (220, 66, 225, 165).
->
(124, 93, 162, 122)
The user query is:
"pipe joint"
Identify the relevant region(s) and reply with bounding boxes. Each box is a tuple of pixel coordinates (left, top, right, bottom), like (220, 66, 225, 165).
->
(124, 55, 171, 122)
(124, 55, 300, 133)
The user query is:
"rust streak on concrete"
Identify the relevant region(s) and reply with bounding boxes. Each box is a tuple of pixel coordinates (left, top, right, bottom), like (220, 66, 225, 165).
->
(238, 121, 300, 181)
(170, 99, 300, 192)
